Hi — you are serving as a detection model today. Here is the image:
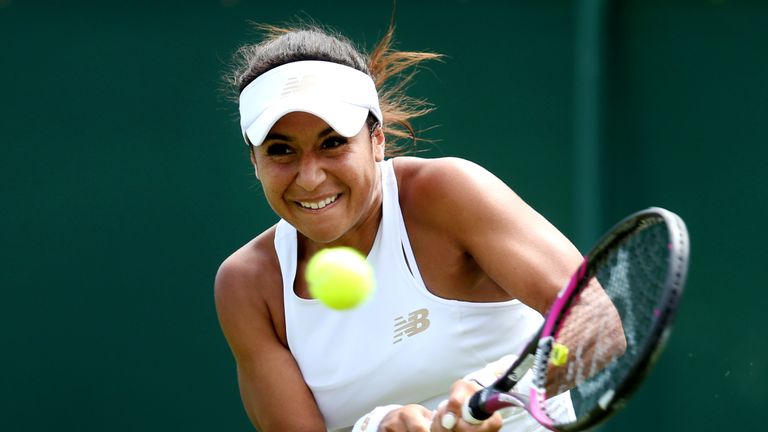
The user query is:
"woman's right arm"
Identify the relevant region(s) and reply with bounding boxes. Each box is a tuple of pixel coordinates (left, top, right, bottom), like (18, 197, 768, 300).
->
(214, 252, 326, 431)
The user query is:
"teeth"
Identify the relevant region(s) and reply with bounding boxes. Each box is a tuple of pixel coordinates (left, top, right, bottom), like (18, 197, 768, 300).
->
(299, 195, 338, 209)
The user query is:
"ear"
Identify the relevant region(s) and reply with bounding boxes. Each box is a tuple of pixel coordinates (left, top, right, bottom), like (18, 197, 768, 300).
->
(372, 126, 385, 162)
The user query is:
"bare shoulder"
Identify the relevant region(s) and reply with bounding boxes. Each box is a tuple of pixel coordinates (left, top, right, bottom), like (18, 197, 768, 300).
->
(214, 226, 327, 429)
(215, 226, 279, 302)
(393, 156, 523, 225)
(392, 156, 581, 312)
(393, 156, 487, 191)
(214, 225, 287, 350)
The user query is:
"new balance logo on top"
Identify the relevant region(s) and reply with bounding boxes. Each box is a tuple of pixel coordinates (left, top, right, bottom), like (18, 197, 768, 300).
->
(393, 308, 430, 344)
(281, 75, 322, 97)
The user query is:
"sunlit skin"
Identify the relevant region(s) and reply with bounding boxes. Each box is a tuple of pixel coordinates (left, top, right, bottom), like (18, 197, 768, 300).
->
(251, 112, 385, 282)
(216, 111, 584, 431)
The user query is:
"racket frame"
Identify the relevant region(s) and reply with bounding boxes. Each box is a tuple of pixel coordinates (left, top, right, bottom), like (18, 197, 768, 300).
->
(464, 207, 690, 431)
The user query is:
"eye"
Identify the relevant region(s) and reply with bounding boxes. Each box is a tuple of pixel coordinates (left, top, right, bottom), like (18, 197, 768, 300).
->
(265, 143, 294, 156)
(321, 136, 348, 149)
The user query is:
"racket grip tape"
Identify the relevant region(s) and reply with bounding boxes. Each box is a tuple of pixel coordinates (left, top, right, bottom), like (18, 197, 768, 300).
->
(462, 391, 491, 424)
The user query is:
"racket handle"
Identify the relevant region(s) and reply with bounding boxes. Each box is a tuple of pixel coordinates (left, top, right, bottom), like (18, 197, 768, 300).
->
(462, 391, 491, 424)
(463, 388, 530, 424)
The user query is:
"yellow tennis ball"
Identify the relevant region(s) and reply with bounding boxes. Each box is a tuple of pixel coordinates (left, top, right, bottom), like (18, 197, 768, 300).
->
(550, 342, 570, 367)
(306, 247, 375, 310)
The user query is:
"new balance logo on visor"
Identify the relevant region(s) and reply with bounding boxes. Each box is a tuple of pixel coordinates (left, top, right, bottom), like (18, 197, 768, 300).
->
(281, 75, 322, 97)
(393, 308, 430, 344)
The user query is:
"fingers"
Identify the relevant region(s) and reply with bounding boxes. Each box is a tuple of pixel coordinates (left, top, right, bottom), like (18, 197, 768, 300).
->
(441, 380, 478, 428)
(431, 381, 503, 432)
(379, 404, 434, 432)
(441, 411, 457, 430)
(433, 400, 457, 430)
(375, 380, 503, 432)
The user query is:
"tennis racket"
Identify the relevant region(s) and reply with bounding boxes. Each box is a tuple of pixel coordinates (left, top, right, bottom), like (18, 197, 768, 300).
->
(462, 206, 690, 431)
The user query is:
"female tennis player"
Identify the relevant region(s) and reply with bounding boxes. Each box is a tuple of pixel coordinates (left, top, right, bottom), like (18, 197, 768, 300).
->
(214, 22, 583, 432)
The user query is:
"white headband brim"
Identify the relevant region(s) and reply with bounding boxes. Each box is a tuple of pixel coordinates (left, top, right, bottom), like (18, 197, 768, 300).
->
(239, 60, 383, 146)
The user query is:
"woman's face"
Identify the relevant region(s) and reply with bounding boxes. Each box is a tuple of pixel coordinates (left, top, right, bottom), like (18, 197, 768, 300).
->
(252, 112, 385, 245)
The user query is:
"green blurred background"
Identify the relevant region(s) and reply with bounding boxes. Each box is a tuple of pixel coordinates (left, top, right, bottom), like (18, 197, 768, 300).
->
(2, 0, 765, 430)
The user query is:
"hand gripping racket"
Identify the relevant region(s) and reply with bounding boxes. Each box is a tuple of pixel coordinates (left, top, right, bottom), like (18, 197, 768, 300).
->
(462, 207, 690, 430)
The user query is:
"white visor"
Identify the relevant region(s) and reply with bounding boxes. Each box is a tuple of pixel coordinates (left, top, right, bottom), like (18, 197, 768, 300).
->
(239, 60, 383, 146)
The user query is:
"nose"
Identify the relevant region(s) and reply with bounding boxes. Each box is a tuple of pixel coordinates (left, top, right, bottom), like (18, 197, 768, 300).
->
(294, 153, 326, 191)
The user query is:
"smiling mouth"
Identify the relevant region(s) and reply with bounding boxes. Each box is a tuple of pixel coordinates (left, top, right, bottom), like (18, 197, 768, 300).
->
(297, 194, 341, 210)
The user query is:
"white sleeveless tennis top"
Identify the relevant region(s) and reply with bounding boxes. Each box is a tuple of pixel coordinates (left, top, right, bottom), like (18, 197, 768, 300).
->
(276, 159, 548, 431)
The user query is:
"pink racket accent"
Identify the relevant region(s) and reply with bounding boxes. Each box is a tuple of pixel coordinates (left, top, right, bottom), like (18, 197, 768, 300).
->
(542, 259, 588, 337)
(529, 387, 555, 430)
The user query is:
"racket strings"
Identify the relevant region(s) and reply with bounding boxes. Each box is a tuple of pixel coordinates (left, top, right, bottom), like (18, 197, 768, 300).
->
(542, 219, 671, 423)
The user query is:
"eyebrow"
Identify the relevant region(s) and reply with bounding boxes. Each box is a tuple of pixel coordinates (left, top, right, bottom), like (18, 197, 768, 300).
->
(317, 127, 336, 138)
(264, 132, 291, 142)
(263, 127, 337, 143)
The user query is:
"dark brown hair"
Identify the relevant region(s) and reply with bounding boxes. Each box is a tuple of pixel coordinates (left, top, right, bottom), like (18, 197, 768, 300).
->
(227, 22, 442, 155)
